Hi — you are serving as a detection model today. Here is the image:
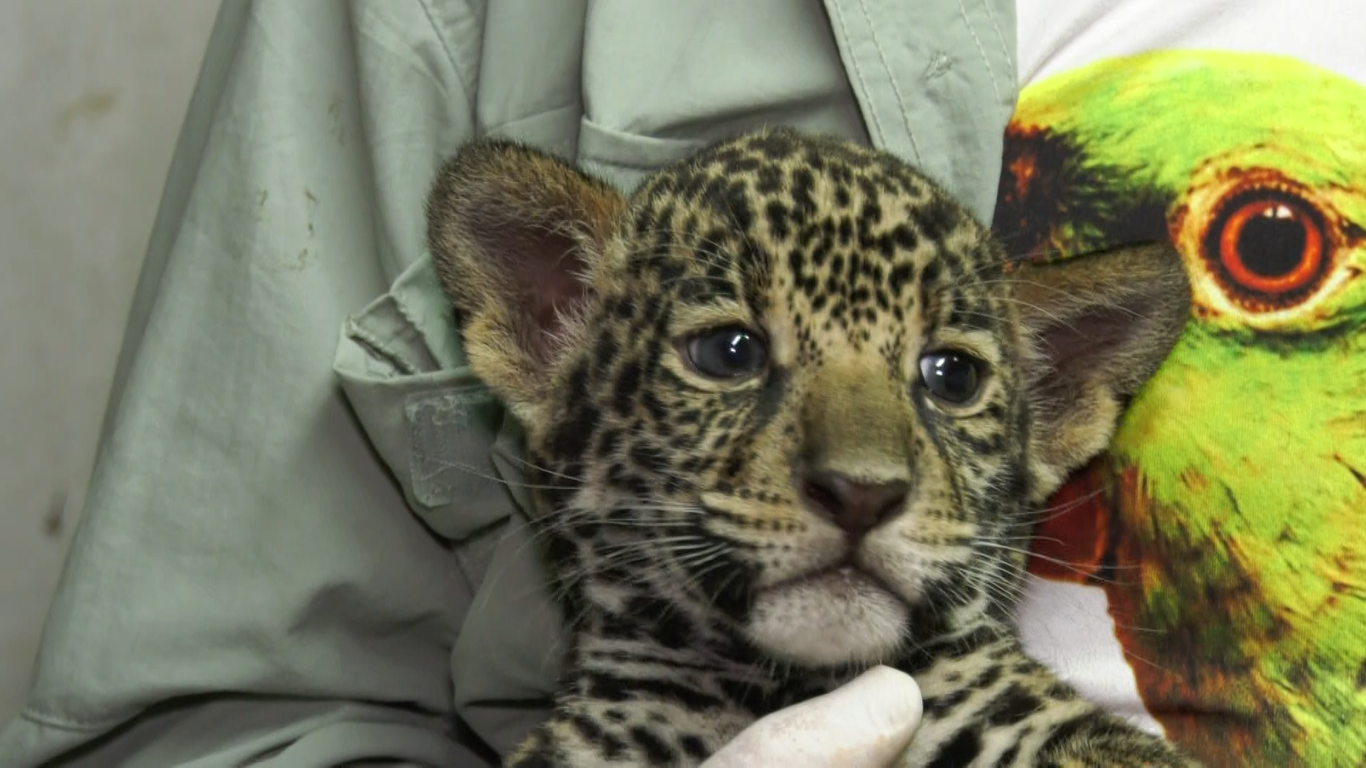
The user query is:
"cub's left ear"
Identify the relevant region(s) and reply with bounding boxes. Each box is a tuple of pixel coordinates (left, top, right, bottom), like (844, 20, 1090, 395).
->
(1013, 243, 1191, 502)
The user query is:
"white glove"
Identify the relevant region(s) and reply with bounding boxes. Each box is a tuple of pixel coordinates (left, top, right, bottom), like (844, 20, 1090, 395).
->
(701, 666, 923, 768)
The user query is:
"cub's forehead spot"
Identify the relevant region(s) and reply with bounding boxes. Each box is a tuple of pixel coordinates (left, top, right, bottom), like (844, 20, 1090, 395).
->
(614, 132, 1007, 352)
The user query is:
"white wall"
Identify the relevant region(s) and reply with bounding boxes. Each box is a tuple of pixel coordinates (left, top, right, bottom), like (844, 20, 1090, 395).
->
(0, 0, 219, 721)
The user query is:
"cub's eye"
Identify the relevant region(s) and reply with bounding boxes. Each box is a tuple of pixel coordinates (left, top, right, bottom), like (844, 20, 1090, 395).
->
(684, 327, 768, 379)
(918, 351, 984, 405)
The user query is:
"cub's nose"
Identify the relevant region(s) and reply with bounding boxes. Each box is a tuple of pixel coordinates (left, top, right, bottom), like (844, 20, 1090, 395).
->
(800, 471, 908, 539)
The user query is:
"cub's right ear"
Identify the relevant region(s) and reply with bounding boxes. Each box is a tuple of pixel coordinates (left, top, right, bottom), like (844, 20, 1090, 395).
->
(426, 140, 626, 421)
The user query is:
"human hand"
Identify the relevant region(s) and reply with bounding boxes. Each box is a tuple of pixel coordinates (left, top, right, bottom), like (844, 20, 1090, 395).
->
(701, 666, 923, 767)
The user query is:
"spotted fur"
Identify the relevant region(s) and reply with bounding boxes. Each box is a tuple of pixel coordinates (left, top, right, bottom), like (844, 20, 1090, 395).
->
(427, 129, 1195, 767)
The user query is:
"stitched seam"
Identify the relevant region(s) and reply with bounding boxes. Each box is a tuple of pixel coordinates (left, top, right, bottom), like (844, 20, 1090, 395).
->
(18, 706, 119, 732)
(827, 0, 888, 148)
(347, 318, 419, 377)
(388, 291, 427, 343)
(980, 0, 1015, 76)
(855, 0, 922, 163)
(957, 0, 1003, 101)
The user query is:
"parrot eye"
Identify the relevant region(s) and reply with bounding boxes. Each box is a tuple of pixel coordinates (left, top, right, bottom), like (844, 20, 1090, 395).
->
(1201, 188, 1332, 311)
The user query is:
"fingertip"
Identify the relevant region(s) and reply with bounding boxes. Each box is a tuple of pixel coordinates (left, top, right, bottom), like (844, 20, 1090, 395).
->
(851, 665, 923, 724)
(700, 666, 925, 768)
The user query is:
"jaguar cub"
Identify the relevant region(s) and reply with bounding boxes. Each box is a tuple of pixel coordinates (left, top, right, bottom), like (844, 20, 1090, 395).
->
(427, 129, 1194, 766)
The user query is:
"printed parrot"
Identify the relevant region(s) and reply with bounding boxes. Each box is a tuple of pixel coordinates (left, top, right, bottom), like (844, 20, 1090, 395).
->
(993, 50, 1366, 766)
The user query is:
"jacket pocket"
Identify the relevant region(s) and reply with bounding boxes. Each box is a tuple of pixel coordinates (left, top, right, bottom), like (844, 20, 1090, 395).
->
(333, 255, 528, 541)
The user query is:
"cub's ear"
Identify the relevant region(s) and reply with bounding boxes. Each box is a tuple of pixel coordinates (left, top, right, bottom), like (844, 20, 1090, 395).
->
(426, 140, 626, 420)
(1013, 243, 1191, 502)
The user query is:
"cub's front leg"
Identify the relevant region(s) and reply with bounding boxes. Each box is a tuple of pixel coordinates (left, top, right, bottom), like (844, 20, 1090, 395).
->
(897, 639, 1196, 767)
(1031, 715, 1198, 768)
(505, 698, 753, 767)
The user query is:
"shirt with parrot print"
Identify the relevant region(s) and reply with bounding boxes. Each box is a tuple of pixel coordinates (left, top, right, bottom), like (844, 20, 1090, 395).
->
(1003, 2, 1366, 765)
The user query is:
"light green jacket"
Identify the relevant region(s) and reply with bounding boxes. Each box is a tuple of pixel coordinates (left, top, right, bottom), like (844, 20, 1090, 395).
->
(0, 1, 1016, 765)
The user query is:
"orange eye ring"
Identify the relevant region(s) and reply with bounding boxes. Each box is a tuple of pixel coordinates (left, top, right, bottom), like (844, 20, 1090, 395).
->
(1217, 198, 1323, 294)
(1201, 187, 1334, 311)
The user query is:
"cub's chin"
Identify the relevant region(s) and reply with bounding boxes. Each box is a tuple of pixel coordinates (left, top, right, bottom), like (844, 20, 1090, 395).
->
(743, 566, 909, 667)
